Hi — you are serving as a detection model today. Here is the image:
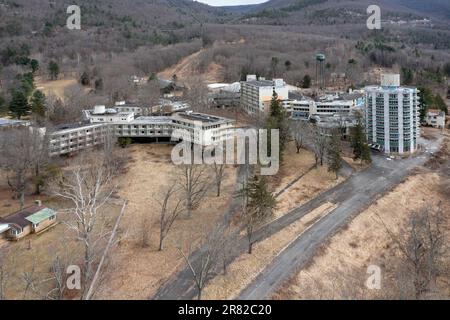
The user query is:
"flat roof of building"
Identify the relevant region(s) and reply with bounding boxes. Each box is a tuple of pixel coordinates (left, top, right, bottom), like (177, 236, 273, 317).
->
(131, 116, 173, 124)
(89, 111, 132, 117)
(245, 80, 276, 87)
(340, 92, 365, 100)
(365, 85, 418, 92)
(0, 118, 29, 127)
(53, 122, 104, 135)
(172, 112, 234, 124)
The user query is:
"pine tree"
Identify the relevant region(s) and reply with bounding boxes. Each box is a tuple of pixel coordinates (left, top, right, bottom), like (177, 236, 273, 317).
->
(266, 90, 289, 160)
(30, 59, 39, 73)
(327, 132, 343, 179)
(30, 90, 46, 117)
(361, 143, 372, 164)
(48, 61, 59, 80)
(301, 75, 311, 88)
(418, 86, 433, 122)
(9, 89, 30, 119)
(239, 174, 277, 254)
(351, 113, 371, 164)
(20, 72, 35, 98)
(0, 93, 6, 115)
(434, 94, 447, 115)
(80, 71, 90, 86)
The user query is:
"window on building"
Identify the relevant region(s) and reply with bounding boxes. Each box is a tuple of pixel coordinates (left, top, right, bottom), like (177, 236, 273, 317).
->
(11, 228, 22, 235)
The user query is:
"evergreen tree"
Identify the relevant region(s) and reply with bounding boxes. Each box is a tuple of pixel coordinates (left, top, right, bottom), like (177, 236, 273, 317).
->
(30, 90, 46, 117)
(20, 72, 35, 97)
(402, 67, 414, 85)
(48, 61, 59, 80)
(327, 132, 343, 179)
(239, 174, 277, 254)
(271, 56, 279, 77)
(80, 71, 90, 86)
(361, 142, 372, 164)
(30, 59, 39, 73)
(0, 93, 6, 115)
(444, 62, 450, 77)
(418, 86, 434, 122)
(434, 94, 447, 115)
(301, 74, 312, 88)
(266, 90, 289, 160)
(351, 113, 371, 164)
(94, 78, 104, 91)
(284, 60, 291, 71)
(9, 89, 30, 119)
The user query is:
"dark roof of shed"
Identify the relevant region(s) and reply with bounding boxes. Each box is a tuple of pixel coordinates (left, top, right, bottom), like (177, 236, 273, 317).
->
(0, 205, 46, 228)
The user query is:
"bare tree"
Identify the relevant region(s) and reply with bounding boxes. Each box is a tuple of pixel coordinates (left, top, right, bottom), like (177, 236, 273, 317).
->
(31, 126, 53, 195)
(376, 204, 448, 299)
(0, 127, 44, 208)
(157, 183, 183, 251)
(136, 80, 160, 113)
(177, 164, 209, 218)
(213, 163, 226, 197)
(290, 119, 312, 153)
(312, 126, 329, 167)
(140, 213, 153, 248)
(51, 156, 125, 299)
(101, 126, 120, 168)
(220, 228, 240, 275)
(22, 258, 38, 300)
(183, 76, 209, 112)
(0, 248, 16, 300)
(46, 254, 71, 300)
(178, 224, 224, 300)
(84, 201, 127, 300)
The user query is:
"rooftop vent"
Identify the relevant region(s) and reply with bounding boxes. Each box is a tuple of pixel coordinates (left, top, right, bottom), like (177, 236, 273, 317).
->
(93, 105, 106, 114)
(381, 74, 400, 87)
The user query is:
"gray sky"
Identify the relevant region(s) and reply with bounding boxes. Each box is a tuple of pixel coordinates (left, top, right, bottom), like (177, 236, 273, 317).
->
(195, 0, 269, 7)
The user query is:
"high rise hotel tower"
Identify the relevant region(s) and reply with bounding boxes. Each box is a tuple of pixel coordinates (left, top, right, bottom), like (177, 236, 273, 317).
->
(365, 74, 420, 154)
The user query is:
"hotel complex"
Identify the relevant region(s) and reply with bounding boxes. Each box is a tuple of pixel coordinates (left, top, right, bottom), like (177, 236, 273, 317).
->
(49, 105, 235, 156)
(365, 74, 420, 154)
(2, 73, 426, 158)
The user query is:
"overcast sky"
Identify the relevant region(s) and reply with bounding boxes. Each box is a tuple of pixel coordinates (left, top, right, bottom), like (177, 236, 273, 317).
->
(195, 0, 269, 6)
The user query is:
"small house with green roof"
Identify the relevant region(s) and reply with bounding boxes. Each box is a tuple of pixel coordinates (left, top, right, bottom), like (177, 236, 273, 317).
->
(0, 201, 57, 241)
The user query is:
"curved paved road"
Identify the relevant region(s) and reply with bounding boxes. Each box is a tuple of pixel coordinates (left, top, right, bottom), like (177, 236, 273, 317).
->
(239, 138, 442, 299)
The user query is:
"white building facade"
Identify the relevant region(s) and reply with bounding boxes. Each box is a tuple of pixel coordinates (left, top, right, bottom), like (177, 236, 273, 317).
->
(50, 107, 235, 156)
(425, 110, 446, 129)
(282, 92, 364, 120)
(365, 74, 420, 154)
(241, 75, 289, 114)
